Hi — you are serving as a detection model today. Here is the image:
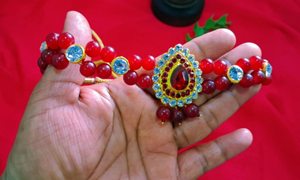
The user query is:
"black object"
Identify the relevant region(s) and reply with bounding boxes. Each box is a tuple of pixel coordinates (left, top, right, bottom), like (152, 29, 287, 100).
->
(151, 0, 205, 27)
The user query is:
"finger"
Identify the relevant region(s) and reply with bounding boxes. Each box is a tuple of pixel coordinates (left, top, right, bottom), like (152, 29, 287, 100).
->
(175, 43, 261, 149)
(38, 11, 92, 101)
(194, 42, 262, 105)
(177, 128, 253, 180)
(138, 29, 236, 95)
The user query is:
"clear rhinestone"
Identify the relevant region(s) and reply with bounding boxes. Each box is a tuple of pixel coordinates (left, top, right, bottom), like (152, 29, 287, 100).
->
(40, 41, 47, 52)
(265, 63, 272, 77)
(185, 97, 192, 104)
(169, 100, 177, 107)
(156, 91, 163, 98)
(157, 60, 165, 67)
(182, 48, 190, 56)
(168, 48, 176, 55)
(112, 58, 129, 75)
(162, 53, 170, 61)
(152, 83, 160, 91)
(191, 92, 198, 99)
(66, 45, 84, 63)
(196, 77, 204, 84)
(195, 84, 203, 92)
(195, 69, 202, 76)
(228, 65, 243, 83)
(175, 44, 183, 52)
(188, 55, 195, 62)
(152, 75, 159, 82)
(162, 97, 170, 105)
(177, 100, 184, 107)
(154, 67, 161, 74)
(192, 61, 199, 69)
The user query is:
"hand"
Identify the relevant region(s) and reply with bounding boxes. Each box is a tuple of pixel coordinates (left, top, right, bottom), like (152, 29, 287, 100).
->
(1, 11, 261, 180)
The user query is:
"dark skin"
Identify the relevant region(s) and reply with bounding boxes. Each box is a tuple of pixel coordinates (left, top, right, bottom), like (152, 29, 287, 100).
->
(1, 11, 261, 180)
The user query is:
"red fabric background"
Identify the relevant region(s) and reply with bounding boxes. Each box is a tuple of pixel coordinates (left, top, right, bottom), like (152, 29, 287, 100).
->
(0, 0, 300, 179)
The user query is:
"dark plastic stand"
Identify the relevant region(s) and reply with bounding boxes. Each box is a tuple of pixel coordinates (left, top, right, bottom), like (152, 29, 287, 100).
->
(151, 0, 205, 27)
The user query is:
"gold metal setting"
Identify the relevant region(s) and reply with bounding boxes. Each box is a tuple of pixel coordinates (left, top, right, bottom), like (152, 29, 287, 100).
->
(110, 56, 130, 76)
(227, 65, 244, 83)
(262, 61, 272, 78)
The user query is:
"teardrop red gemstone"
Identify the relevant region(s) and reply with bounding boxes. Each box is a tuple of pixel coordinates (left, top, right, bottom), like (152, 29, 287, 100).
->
(171, 65, 189, 90)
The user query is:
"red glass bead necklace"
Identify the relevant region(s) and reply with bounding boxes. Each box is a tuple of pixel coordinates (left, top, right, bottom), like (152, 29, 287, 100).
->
(38, 31, 273, 126)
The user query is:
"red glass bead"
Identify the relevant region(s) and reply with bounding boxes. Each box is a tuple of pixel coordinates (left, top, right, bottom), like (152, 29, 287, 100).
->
(186, 90, 190, 95)
(168, 62, 174, 68)
(38, 57, 48, 70)
(189, 84, 194, 89)
(190, 78, 195, 84)
(202, 80, 216, 94)
(162, 78, 167, 83)
(128, 55, 142, 70)
(215, 76, 230, 91)
(46, 32, 60, 50)
(51, 53, 69, 70)
(239, 74, 254, 88)
(199, 58, 214, 74)
(58, 32, 75, 49)
(171, 109, 185, 123)
(97, 63, 112, 78)
(190, 73, 194, 78)
(166, 89, 171, 95)
(142, 55, 155, 70)
(181, 92, 186, 97)
(251, 70, 265, 84)
(163, 84, 168, 89)
(213, 60, 227, 75)
(80, 61, 96, 77)
(172, 58, 177, 63)
(249, 56, 263, 70)
(170, 91, 175, 98)
(137, 74, 152, 89)
(123, 70, 138, 85)
(184, 63, 189, 68)
(101, 46, 117, 62)
(41, 49, 55, 64)
(184, 103, 199, 118)
(176, 93, 181, 98)
(85, 41, 101, 57)
(262, 75, 272, 85)
(165, 67, 170, 72)
(162, 72, 168, 77)
(176, 54, 181, 59)
(156, 106, 171, 121)
(187, 68, 192, 74)
(236, 58, 251, 72)
(180, 58, 185, 64)
(170, 65, 189, 90)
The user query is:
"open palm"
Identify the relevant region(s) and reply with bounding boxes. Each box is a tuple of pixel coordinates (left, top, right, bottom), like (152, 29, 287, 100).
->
(2, 11, 261, 180)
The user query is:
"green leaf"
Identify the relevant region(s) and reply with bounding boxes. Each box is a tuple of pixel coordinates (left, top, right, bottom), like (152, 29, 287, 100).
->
(195, 27, 205, 37)
(216, 14, 227, 26)
(204, 18, 216, 29)
(193, 22, 199, 32)
(186, 33, 192, 42)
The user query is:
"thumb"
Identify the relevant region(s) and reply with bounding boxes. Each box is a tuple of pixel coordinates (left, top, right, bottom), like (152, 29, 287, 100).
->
(40, 11, 93, 99)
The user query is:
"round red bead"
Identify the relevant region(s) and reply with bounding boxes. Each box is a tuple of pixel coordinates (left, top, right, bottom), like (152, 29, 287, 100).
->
(41, 49, 55, 64)
(171, 109, 185, 123)
(239, 74, 254, 88)
(40, 69, 45, 74)
(58, 32, 75, 49)
(123, 70, 138, 85)
(215, 76, 230, 91)
(249, 56, 263, 70)
(236, 58, 251, 72)
(128, 55, 142, 70)
(142, 55, 155, 70)
(80, 61, 96, 77)
(100, 46, 117, 62)
(51, 53, 69, 70)
(38, 57, 48, 70)
(199, 58, 214, 74)
(97, 63, 112, 79)
(184, 103, 199, 118)
(85, 41, 101, 57)
(251, 70, 265, 84)
(46, 32, 60, 50)
(137, 74, 152, 89)
(202, 80, 216, 94)
(262, 75, 272, 85)
(213, 60, 227, 75)
(156, 106, 171, 121)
